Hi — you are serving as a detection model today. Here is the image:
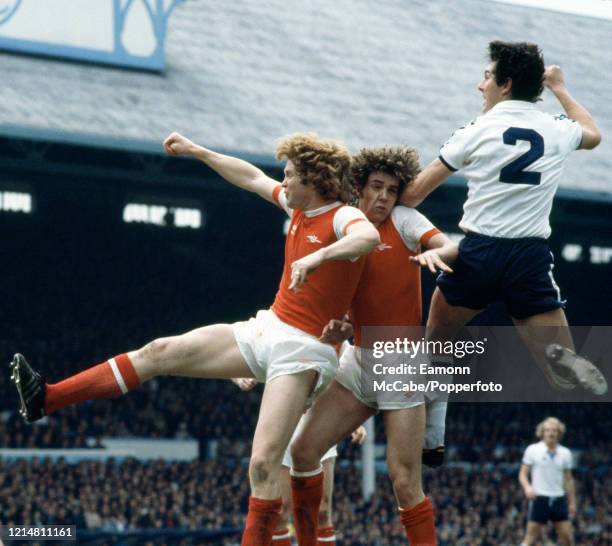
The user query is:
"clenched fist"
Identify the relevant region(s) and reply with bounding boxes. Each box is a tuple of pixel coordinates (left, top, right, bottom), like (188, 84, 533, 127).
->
(543, 65, 565, 92)
(163, 132, 197, 157)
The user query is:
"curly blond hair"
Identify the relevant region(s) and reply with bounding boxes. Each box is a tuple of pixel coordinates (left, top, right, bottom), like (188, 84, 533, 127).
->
(351, 146, 421, 195)
(276, 133, 352, 202)
(536, 417, 566, 440)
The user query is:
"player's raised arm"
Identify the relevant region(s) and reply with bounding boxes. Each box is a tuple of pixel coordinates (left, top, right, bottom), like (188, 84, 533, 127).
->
(399, 159, 453, 208)
(163, 132, 280, 203)
(289, 217, 380, 292)
(544, 65, 602, 150)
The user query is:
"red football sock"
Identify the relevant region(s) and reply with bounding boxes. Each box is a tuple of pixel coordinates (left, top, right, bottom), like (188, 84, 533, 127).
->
(272, 527, 292, 546)
(241, 496, 282, 546)
(44, 353, 140, 415)
(399, 497, 437, 546)
(291, 468, 323, 546)
(317, 525, 336, 545)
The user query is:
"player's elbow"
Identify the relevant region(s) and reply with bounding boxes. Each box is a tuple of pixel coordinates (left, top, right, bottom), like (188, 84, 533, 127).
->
(581, 128, 602, 150)
(362, 227, 381, 251)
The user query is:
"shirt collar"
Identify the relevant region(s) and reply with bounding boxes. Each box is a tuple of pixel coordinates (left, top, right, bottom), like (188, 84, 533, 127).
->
(489, 100, 537, 113)
(304, 201, 343, 217)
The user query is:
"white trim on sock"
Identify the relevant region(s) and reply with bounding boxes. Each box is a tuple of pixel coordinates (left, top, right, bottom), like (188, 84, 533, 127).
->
(272, 531, 291, 540)
(290, 465, 323, 478)
(318, 535, 337, 542)
(108, 357, 128, 394)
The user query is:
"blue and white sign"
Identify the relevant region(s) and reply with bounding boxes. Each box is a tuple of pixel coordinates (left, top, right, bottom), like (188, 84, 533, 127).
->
(0, 0, 184, 71)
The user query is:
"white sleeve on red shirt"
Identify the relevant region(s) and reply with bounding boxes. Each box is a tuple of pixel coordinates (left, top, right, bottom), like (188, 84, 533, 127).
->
(332, 205, 368, 240)
(272, 185, 292, 217)
(391, 206, 440, 252)
(553, 114, 583, 155)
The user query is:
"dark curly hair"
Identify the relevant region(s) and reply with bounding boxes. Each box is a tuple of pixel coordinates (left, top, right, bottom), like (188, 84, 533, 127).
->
(489, 41, 545, 102)
(276, 133, 352, 202)
(351, 146, 420, 196)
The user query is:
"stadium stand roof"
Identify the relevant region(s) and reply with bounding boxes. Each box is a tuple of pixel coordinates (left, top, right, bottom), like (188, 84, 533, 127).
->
(1, 0, 610, 193)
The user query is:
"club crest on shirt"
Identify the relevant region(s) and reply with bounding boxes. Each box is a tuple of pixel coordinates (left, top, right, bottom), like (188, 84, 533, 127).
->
(306, 235, 322, 244)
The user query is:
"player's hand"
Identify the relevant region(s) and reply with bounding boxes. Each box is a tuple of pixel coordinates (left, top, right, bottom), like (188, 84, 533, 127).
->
(351, 426, 367, 445)
(543, 65, 565, 92)
(163, 132, 197, 157)
(524, 485, 537, 500)
(289, 250, 324, 292)
(319, 318, 353, 344)
(410, 250, 453, 274)
(231, 377, 258, 391)
(568, 502, 576, 519)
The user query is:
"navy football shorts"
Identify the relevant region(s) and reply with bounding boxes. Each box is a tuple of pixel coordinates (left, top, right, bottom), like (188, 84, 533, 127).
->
(528, 495, 569, 523)
(437, 232, 565, 320)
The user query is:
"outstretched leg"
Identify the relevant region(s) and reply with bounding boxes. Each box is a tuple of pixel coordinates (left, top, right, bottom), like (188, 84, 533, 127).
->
(12, 323, 253, 421)
(513, 308, 607, 395)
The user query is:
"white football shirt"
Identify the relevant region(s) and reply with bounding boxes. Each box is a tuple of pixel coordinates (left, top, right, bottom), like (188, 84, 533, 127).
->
(522, 440, 573, 497)
(439, 100, 583, 238)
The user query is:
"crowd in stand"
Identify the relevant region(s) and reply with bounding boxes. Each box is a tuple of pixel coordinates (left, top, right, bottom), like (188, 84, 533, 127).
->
(0, 457, 610, 546)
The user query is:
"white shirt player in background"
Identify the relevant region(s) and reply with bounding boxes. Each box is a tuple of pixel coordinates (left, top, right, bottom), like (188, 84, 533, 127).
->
(518, 417, 576, 546)
(400, 41, 606, 399)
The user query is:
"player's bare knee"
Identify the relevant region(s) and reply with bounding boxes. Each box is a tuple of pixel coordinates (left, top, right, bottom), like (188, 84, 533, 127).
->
(388, 452, 419, 475)
(390, 472, 419, 495)
(249, 454, 276, 487)
(139, 337, 172, 364)
(290, 440, 321, 471)
(388, 461, 420, 495)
